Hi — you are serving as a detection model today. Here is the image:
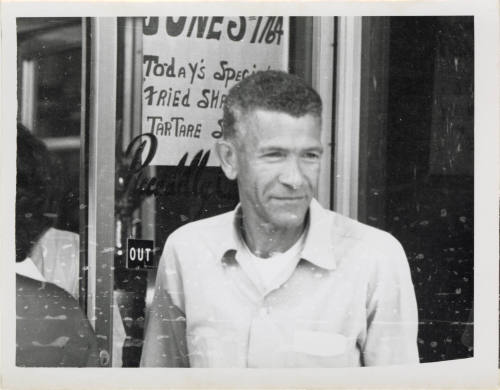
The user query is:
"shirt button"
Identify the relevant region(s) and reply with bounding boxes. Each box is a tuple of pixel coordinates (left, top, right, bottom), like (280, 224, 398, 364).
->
(259, 307, 269, 316)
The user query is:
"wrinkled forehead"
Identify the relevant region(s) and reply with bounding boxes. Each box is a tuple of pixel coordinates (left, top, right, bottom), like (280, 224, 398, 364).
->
(233, 107, 321, 137)
(231, 109, 323, 154)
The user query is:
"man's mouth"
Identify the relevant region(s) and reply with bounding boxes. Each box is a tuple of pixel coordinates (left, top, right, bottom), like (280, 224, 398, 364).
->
(271, 196, 306, 201)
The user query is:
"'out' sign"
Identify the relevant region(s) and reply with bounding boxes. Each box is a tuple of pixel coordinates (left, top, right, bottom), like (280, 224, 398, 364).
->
(127, 239, 155, 269)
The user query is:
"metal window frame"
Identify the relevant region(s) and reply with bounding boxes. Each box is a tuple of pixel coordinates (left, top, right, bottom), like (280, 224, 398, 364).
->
(86, 17, 117, 366)
(311, 17, 335, 210)
(333, 16, 362, 219)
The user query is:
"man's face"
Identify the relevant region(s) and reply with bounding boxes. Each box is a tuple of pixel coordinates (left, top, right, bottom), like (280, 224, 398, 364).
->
(234, 109, 323, 231)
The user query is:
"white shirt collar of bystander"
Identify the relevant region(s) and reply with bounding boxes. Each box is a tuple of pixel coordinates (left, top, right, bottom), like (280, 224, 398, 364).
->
(16, 257, 47, 282)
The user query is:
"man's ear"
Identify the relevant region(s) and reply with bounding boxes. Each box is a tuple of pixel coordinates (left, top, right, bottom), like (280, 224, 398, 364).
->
(216, 140, 238, 180)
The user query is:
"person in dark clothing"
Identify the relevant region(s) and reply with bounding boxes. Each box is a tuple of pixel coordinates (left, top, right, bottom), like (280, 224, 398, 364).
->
(16, 274, 99, 367)
(15, 124, 99, 367)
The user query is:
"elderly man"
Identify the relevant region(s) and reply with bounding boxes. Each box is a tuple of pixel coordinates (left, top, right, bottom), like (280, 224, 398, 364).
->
(141, 70, 418, 367)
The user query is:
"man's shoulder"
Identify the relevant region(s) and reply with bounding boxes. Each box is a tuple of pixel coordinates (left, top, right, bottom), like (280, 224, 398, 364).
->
(16, 274, 79, 306)
(168, 209, 235, 243)
(319, 207, 404, 259)
(16, 274, 98, 367)
(335, 212, 399, 243)
(16, 274, 90, 330)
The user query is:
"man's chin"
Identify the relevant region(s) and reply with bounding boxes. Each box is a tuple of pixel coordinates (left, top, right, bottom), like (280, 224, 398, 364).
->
(269, 212, 308, 230)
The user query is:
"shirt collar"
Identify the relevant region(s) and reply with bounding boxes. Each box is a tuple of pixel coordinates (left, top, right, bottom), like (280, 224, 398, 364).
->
(218, 198, 337, 271)
(300, 198, 337, 270)
(16, 257, 46, 282)
(217, 205, 245, 266)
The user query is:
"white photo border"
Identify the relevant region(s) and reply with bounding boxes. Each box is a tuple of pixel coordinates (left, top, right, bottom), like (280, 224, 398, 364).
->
(1, 0, 498, 388)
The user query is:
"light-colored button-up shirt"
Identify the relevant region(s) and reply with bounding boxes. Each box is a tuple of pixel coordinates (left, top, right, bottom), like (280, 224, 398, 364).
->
(141, 199, 419, 367)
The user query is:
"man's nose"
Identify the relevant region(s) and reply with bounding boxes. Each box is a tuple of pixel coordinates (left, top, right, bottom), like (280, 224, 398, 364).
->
(278, 157, 306, 189)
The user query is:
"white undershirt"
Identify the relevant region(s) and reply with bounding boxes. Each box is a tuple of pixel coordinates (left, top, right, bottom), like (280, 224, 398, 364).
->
(239, 233, 305, 290)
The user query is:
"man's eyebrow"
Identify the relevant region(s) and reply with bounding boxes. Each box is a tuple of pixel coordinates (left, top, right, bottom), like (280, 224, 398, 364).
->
(258, 146, 287, 152)
(257, 145, 324, 153)
(302, 146, 324, 154)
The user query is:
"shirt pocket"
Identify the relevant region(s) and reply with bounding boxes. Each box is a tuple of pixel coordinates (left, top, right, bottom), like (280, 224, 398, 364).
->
(288, 330, 357, 367)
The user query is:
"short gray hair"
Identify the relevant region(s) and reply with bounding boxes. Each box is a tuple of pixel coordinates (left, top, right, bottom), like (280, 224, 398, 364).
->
(222, 70, 322, 139)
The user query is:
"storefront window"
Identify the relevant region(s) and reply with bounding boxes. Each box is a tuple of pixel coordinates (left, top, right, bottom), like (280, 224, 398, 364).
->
(358, 16, 474, 362)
